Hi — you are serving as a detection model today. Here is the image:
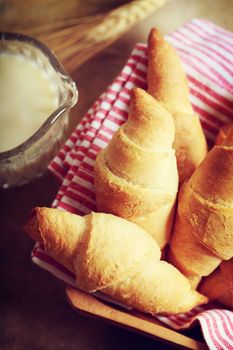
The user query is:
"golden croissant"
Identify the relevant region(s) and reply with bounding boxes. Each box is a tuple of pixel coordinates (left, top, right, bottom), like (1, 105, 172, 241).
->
(198, 124, 233, 307)
(24, 207, 207, 315)
(147, 28, 207, 184)
(199, 259, 233, 309)
(168, 130, 233, 287)
(94, 87, 178, 249)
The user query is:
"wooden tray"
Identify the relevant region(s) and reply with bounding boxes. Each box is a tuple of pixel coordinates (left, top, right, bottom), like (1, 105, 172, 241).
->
(66, 286, 208, 350)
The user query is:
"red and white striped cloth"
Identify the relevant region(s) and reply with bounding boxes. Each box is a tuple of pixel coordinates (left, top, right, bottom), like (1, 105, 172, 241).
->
(32, 19, 233, 350)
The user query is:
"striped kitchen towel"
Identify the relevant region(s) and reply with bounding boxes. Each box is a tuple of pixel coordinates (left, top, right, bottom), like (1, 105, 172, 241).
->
(32, 19, 233, 350)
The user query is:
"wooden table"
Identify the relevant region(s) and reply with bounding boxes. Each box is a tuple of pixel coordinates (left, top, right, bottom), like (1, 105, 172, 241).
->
(1, 1, 233, 349)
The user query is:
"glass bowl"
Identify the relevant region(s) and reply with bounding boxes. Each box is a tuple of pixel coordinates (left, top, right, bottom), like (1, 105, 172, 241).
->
(0, 32, 78, 188)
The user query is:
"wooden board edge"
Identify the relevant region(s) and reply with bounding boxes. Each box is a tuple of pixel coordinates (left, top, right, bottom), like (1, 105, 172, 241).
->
(66, 286, 208, 350)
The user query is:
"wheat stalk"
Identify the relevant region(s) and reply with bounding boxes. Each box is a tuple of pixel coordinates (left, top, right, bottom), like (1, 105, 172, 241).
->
(1, 0, 170, 72)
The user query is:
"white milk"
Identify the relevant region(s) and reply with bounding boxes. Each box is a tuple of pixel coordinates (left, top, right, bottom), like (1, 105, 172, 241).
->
(0, 53, 58, 152)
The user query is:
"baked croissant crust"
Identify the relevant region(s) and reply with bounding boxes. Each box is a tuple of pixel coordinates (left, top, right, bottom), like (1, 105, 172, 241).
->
(94, 87, 178, 249)
(168, 144, 233, 287)
(197, 123, 233, 306)
(147, 28, 207, 184)
(25, 207, 207, 315)
(199, 259, 233, 309)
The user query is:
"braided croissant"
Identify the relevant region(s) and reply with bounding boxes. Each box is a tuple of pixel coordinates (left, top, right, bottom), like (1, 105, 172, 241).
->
(199, 259, 233, 309)
(94, 87, 178, 249)
(197, 123, 233, 307)
(168, 136, 233, 287)
(25, 207, 207, 315)
(147, 28, 207, 184)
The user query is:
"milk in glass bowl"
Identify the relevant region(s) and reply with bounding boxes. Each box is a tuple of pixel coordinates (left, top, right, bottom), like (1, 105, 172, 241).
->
(0, 32, 78, 188)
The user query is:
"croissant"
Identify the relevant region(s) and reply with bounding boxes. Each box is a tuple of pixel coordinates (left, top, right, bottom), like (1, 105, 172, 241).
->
(94, 87, 178, 249)
(197, 124, 233, 307)
(199, 259, 233, 309)
(147, 28, 207, 184)
(168, 140, 233, 287)
(25, 207, 207, 315)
